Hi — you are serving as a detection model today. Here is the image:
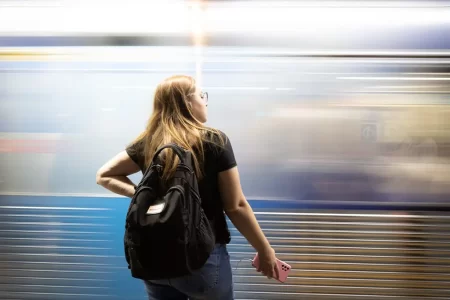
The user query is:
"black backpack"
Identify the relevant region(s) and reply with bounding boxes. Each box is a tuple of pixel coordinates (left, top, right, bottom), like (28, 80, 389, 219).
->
(123, 143, 216, 280)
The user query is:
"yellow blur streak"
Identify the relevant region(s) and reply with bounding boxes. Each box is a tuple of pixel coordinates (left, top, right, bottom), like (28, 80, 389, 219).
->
(0, 50, 67, 61)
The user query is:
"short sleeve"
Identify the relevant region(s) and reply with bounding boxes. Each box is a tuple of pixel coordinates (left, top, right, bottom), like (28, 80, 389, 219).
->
(126, 140, 146, 172)
(216, 131, 237, 172)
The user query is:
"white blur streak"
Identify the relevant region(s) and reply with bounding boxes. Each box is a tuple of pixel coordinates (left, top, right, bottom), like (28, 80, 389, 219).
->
(204, 5, 450, 33)
(0, 0, 190, 35)
(0, 0, 449, 35)
(190, 1, 205, 86)
(338, 77, 450, 81)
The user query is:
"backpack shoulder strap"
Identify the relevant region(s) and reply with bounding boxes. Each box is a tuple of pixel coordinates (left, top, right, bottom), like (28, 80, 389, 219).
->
(140, 143, 186, 179)
(151, 143, 186, 164)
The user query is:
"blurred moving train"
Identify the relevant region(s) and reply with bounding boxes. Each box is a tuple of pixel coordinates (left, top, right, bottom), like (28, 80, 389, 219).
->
(1, 0, 450, 299)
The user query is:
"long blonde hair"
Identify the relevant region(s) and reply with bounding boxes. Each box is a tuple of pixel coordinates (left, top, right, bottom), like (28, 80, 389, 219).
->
(131, 75, 224, 180)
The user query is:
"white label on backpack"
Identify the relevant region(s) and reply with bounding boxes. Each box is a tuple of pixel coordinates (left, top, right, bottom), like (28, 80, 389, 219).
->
(146, 203, 165, 215)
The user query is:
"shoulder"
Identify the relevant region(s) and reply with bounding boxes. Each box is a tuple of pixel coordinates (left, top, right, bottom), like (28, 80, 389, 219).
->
(203, 128, 237, 172)
(125, 138, 146, 171)
(204, 128, 230, 145)
(202, 128, 231, 153)
(126, 138, 144, 155)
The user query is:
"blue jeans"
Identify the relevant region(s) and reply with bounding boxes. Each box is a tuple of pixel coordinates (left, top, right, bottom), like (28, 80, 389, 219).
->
(143, 244, 234, 300)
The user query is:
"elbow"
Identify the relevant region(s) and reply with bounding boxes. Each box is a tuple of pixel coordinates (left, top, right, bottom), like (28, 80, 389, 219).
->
(96, 169, 106, 186)
(224, 198, 248, 215)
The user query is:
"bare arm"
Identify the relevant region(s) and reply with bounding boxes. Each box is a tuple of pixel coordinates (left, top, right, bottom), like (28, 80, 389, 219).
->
(219, 166, 278, 278)
(219, 166, 271, 252)
(96, 151, 140, 198)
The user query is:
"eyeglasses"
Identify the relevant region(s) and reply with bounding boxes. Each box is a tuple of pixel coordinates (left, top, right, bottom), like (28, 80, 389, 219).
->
(200, 91, 208, 103)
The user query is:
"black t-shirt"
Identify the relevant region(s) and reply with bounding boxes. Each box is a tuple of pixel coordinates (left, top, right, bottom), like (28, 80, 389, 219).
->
(125, 130, 237, 244)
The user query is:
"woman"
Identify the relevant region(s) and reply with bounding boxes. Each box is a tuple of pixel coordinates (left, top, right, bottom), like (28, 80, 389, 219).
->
(96, 75, 279, 300)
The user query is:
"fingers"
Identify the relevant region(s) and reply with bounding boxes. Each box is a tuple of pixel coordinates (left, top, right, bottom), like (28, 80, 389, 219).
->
(267, 266, 274, 279)
(269, 264, 278, 279)
(261, 265, 276, 279)
(257, 261, 279, 280)
(258, 266, 270, 278)
(258, 267, 270, 278)
(273, 263, 280, 280)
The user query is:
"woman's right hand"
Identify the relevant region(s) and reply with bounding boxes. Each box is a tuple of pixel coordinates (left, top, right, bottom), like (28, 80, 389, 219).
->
(257, 247, 280, 280)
